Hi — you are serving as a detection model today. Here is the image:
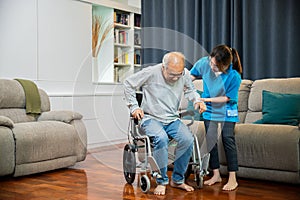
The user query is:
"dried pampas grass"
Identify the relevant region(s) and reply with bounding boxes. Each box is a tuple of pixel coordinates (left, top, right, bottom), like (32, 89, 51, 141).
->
(92, 16, 113, 57)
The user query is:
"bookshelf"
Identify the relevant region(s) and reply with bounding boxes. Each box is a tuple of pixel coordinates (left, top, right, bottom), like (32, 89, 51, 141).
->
(113, 9, 132, 82)
(92, 4, 141, 83)
(133, 14, 142, 73)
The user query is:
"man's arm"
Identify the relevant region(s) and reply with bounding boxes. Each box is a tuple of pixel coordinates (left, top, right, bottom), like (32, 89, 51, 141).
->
(183, 70, 207, 113)
(123, 67, 151, 119)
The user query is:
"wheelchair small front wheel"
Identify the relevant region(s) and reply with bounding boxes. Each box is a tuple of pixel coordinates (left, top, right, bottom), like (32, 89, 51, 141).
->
(140, 174, 151, 193)
(123, 144, 136, 184)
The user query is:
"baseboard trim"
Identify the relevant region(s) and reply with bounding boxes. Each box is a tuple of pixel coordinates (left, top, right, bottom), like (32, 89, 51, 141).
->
(87, 139, 127, 152)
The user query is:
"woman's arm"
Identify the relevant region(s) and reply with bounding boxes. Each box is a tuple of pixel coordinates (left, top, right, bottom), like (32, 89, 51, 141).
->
(201, 96, 230, 103)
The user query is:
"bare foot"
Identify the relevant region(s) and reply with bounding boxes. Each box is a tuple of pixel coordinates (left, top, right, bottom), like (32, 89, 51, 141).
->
(154, 185, 166, 195)
(204, 169, 222, 186)
(204, 176, 222, 186)
(223, 182, 238, 191)
(223, 172, 238, 191)
(170, 181, 194, 192)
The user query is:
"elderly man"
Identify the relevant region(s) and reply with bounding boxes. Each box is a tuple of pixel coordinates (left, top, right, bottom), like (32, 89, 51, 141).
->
(124, 52, 206, 195)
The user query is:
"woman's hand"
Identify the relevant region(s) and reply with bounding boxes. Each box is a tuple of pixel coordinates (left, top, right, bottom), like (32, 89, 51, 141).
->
(194, 101, 207, 113)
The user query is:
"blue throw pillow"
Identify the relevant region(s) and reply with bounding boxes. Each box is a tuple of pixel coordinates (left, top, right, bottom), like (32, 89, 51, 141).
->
(183, 90, 204, 121)
(253, 90, 300, 126)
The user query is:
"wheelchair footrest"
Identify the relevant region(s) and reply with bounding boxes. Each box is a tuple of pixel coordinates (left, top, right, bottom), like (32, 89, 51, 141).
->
(152, 172, 162, 179)
(148, 156, 161, 174)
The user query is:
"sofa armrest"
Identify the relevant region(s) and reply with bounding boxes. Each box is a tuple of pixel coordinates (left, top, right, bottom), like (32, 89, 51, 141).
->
(0, 116, 14, 128)
(38, 110, 83, 123)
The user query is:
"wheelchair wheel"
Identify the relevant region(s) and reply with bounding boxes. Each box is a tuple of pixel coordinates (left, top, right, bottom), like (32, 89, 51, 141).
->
(140, 174, 151, 193)
(196, 171, 204, 189)
(123, 144, 136, 184)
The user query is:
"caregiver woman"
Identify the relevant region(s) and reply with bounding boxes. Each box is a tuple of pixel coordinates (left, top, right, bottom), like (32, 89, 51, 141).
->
(190, 44, 242, 191)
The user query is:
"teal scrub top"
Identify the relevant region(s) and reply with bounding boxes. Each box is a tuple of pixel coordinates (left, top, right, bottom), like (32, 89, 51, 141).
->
(190, 56, 242, 122)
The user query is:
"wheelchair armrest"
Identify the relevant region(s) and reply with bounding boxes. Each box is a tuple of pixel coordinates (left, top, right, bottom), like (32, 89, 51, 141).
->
(179, 110, 195, 127)
(179, 110, 195, 118)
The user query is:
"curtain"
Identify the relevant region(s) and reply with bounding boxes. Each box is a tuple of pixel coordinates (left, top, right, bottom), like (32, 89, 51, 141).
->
(141, 0, 300, 80)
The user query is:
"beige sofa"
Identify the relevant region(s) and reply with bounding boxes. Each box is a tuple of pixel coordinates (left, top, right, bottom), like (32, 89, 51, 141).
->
(182, 77, 300, 184)
(0, 79, 87, 177)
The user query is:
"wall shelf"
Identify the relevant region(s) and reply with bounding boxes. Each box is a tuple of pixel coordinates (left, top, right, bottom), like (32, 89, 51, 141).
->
(92, 5, 141, 83)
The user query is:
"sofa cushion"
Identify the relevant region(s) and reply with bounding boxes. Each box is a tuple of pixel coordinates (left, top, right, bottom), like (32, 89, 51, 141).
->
(238, 80, 252, 112)
(0, 127, 15, 176)
(13, 121, 77, 165)
(0, 79, 51, 124)
(254, 90, 300, 126)
(0, 79, 25, 109)
(38, 111, 83, 123)
(237, 80, 253, 123)
(234, 124, 300, 172)
(0, 79, 50, 113)
(0, 116, 14, 128)
(246, 78, 300, 123)
(0, 109, 36, 123)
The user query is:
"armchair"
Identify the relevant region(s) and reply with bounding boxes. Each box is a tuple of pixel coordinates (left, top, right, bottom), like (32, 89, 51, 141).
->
(0, 79, 87, 177)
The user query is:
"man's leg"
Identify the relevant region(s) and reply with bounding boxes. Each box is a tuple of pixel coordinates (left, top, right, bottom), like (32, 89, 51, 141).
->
(165, 120, 194, 192)
(141, 119, 169, 195)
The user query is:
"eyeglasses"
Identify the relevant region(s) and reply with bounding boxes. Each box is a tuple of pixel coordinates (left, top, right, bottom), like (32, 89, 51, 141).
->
(164, 67, 185, 78)
(209, 57, 228, 72)
(209, 57, 219, 69)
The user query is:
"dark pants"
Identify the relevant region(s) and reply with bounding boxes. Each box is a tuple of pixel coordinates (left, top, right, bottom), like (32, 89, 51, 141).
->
(204, 120, 238, 172)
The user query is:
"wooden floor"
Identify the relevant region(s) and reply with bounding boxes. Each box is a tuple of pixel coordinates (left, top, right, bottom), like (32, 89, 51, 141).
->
(0, 144, 299, 200)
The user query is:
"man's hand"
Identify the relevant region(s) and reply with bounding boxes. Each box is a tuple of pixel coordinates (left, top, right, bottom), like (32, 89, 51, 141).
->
(194, 101, 207, 114)
(132, 108, 144, 120)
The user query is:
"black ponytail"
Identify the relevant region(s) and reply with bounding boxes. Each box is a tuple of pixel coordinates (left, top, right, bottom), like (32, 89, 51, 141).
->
(210, 45, 243, 74)
(231, 48, 243, 74)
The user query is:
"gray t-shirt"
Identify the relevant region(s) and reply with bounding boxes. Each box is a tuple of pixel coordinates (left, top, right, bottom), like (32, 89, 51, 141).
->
(124, 64, 200, 124)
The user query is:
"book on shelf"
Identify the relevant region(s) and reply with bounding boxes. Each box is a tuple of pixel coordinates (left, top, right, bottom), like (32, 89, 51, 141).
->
(134, 14, 141, 27)
(134, 49, 141, 64)
(114, 29, 128, 45)
(119, 31, 128, 44)
(134, 54, 141, 64)
(124, 53, 129, 64)
(134, 31, 141, 46)
(114, 47, 129, 64)
(115, 63, 131, 83)
(114, 29, 119, 43)
(114, 11, 117, 23)
(114, 47, 122, 63)
(114, 11, 130, 25)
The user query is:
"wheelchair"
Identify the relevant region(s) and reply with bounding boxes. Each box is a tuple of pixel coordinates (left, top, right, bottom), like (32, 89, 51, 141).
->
(122, 92, 210, 193)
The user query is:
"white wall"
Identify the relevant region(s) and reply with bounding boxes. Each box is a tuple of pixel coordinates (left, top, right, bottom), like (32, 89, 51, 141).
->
(0, 0, 133, 149)
(0, 0, 38, 79)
